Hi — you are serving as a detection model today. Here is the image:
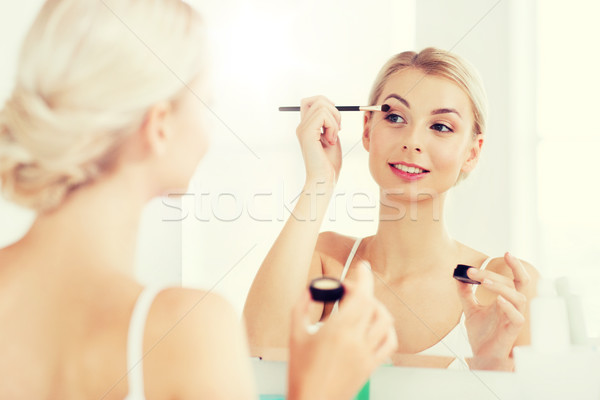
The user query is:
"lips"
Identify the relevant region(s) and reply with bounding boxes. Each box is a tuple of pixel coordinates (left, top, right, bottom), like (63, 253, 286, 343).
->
(390, 162, 429, 174)
(388, 162, 430, 181)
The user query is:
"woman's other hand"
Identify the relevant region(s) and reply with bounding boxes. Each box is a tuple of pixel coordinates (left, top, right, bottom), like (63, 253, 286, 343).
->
(457, 253, 533, 370)
(288, 263, 397, 399)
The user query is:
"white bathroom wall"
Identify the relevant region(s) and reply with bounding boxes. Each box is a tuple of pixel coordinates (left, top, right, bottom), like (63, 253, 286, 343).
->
(0, 1, 44, 248)
(536, 0, 600, 336)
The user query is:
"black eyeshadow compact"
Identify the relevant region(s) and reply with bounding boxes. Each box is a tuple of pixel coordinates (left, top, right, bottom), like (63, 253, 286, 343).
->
(453, 264, 481, 285)
(309, 277, 345, 302)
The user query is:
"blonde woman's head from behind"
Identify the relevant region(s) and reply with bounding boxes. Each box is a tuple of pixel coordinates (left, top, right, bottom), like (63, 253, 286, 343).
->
(0, 0, 207, 212)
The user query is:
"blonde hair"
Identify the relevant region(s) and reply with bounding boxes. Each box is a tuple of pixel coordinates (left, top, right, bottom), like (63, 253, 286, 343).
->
(368, 47, 488, 137)
(0, 0, 204, 211)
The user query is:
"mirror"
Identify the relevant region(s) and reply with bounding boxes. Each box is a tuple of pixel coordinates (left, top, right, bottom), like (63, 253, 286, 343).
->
(175, 0, 544, 371)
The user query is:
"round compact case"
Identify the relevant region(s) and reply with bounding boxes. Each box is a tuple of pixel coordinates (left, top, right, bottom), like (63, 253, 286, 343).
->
(309, 277, 345, 302)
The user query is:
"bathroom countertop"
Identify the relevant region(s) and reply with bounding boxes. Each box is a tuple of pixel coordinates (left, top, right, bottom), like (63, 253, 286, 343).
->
(251, 358, 518, 399)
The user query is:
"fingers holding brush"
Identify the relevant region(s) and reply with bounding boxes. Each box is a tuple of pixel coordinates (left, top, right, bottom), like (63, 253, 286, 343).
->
(299, 96, 341, 145)
(296, 96, 343, 184)
(290, 96, 391, 185)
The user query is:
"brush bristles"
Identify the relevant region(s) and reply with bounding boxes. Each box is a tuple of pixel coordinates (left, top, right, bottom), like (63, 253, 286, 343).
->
(360, 104, 390, 112)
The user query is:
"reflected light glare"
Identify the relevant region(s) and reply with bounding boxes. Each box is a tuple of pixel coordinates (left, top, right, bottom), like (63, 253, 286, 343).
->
(211, 6, 296, 96)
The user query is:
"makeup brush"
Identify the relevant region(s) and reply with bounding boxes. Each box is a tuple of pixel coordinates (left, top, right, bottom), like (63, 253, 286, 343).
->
(279, 104, 390, 112)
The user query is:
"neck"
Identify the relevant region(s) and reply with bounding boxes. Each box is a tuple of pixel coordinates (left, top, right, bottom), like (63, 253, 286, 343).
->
(367, 191, 457, 280)
(22, 168, 151, 276)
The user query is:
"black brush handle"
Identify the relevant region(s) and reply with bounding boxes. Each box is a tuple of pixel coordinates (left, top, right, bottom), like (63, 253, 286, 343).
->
(278, 106, 360, 112)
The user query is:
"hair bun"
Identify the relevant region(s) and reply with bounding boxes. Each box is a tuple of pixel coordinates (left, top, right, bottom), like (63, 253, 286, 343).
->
(0, 0, 205, 212)
(0, 93, 99, 211)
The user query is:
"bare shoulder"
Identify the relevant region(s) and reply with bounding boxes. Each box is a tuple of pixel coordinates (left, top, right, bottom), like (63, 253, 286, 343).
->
(146, 287, 240, 342)
(456, 239, 540, 288)
(152, 287, 235, 320)
(144, 288, 254, 399)
(316, 231, 359, 268)
(486, 256, 540, 297)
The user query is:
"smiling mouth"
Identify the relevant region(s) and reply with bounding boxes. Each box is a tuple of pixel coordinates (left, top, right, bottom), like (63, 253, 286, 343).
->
(389, 163, 430, 174)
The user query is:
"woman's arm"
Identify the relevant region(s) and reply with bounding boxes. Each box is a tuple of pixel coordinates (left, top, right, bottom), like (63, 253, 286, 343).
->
(244, 183, 334, 349)
(243, 96, 342, 349)
(145, 289, 257, 399)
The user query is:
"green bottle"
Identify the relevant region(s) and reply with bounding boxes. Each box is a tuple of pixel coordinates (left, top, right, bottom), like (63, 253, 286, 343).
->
(354, 379, 370, 400)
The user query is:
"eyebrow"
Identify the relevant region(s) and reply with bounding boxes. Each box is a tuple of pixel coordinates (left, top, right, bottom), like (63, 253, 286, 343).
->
(384, 94, 463, 119)
(383, 94, 410, 108)
(431, 108, 462, 119)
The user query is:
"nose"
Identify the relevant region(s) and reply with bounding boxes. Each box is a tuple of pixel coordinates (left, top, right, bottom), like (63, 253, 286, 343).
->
(400, 127, 422, 153)
(402, 144, 421, 153)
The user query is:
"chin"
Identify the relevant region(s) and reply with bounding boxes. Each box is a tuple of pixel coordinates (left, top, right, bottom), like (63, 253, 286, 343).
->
(381, 190, 438, 203)
(377, 177, 439, 197)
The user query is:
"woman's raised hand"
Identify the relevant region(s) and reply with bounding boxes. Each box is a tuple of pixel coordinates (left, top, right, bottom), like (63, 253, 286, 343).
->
(296, 96, 343, 185)
(288, 263, 397, 400)
(457, 253, 532, 370)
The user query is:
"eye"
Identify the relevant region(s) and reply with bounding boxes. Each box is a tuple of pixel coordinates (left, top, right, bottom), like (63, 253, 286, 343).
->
(385, 113, 406, 124)
(431, 123, 453, 133)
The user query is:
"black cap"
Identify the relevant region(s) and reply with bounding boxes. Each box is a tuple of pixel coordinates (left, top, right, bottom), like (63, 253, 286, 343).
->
(309, 277, 345, 302)
(453, 264, 481, 285)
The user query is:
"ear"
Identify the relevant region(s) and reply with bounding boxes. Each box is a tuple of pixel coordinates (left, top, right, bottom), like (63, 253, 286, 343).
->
(362, 112, 372, 152)
(139, 101, 173, 158)
(461, 135, 484, 173)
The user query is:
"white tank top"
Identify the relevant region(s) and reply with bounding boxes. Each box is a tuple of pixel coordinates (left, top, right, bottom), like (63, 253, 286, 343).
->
(332, 238, 493, 370)
(123, 286, 167, 400)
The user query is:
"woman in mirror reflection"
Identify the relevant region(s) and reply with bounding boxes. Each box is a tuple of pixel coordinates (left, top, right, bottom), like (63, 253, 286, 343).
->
(245, 48, 539, 371)
(0, 0, 397, 399)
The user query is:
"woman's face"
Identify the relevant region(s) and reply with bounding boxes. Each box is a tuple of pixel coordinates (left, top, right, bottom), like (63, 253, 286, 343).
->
(363, 68, 482, 202)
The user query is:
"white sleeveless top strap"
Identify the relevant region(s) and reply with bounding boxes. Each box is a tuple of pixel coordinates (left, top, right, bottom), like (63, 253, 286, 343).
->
(472, 256, 493, 294)
(340, 238, 362, 281)
(124, 286, 167, 400)
(479, 256, 493, 272)
(331, 238, 364, 314)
